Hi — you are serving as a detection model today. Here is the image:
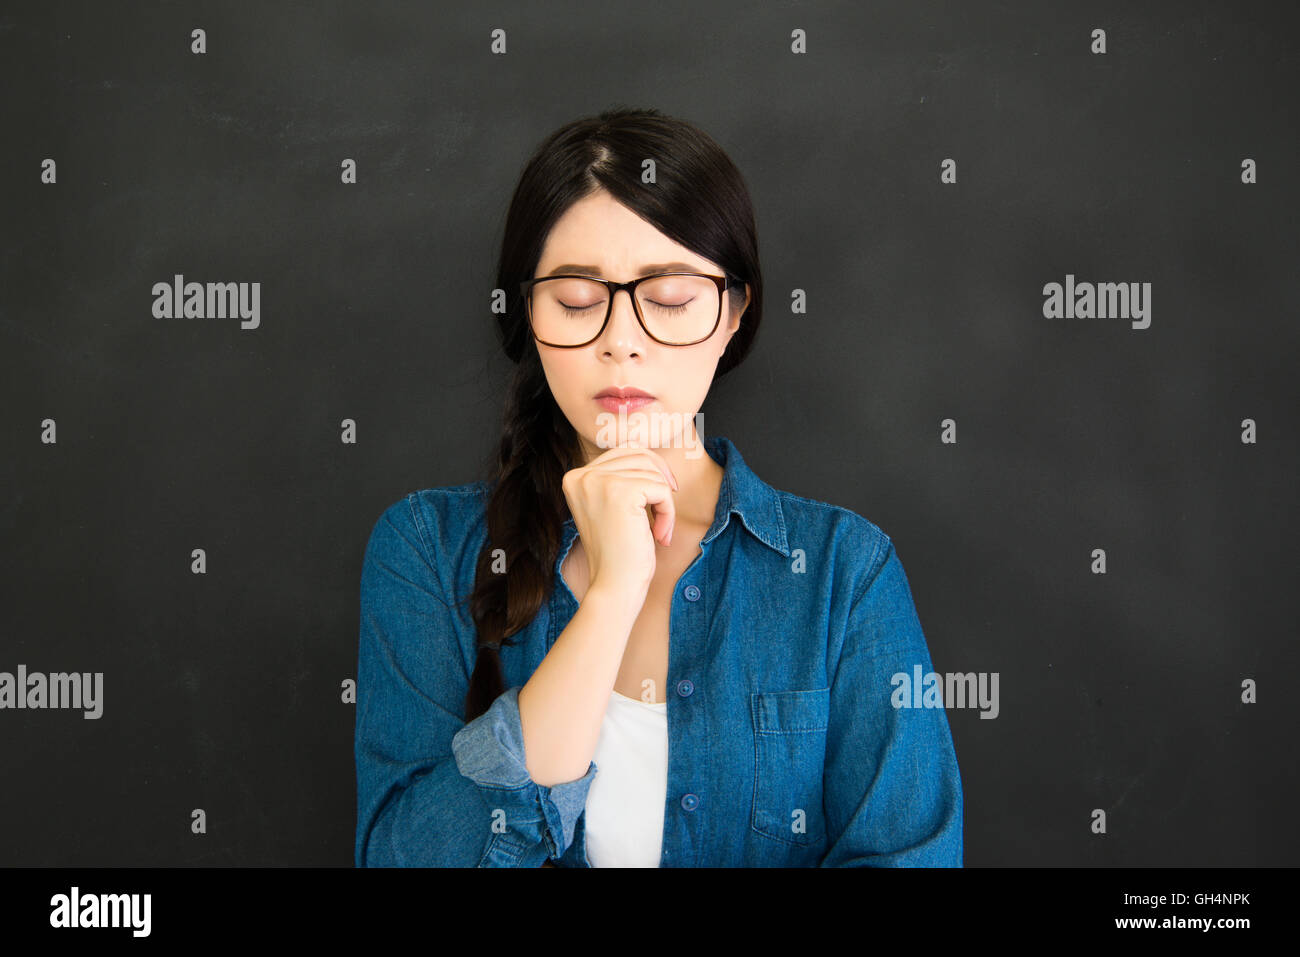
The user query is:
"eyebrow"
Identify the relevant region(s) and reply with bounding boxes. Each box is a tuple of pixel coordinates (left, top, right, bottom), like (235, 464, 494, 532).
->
(542, 262, 704, 278)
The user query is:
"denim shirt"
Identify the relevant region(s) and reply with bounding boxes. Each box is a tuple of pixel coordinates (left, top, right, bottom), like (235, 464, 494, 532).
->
(355, 435, 963, 867)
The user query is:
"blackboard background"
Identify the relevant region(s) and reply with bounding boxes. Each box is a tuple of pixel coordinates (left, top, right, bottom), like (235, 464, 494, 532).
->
(1, 0, 1296, 866)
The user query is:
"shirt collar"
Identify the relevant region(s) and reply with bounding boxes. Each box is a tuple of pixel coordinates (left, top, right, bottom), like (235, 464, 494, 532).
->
(698, 435, 790, 557)
(558, 435, 789, 559)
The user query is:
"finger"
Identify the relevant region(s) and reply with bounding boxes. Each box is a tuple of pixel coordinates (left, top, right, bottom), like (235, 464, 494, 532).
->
(587, 448, 679, 491)
(598, 468, 674, 486)
(610, 476, 676, 546)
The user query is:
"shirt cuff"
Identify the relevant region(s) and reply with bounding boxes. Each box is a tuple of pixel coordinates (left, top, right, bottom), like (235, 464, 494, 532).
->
(451, 685, 598, 858)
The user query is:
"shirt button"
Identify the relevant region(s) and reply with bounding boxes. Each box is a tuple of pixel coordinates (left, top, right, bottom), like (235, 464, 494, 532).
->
(683, 584, 701, 602)
(676, 679, 694, 697)
(680, 793, 699, 811)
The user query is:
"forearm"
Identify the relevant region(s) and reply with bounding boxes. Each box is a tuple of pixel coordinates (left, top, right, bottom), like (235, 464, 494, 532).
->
(518, 582, 643, 786)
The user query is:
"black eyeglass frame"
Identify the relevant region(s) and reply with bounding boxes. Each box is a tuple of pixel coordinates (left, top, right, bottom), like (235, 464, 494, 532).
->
(519, 272, 732, 348)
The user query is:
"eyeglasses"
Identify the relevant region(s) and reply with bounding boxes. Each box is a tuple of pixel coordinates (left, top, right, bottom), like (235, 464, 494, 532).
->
(520, 272, 730, 348)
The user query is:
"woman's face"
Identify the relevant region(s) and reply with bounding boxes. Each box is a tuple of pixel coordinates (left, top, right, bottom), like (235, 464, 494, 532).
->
(531, 189, 750, 464)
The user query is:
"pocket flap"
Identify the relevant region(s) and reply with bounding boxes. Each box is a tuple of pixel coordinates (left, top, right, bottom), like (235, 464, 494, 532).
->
(752, 687, 830, 733)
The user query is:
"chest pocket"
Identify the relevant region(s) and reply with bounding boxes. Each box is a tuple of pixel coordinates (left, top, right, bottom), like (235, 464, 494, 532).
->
(750, 687, 830, 846)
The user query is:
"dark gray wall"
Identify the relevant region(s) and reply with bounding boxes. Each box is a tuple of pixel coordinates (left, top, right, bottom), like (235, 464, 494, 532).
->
(1, 0, 1295, 865)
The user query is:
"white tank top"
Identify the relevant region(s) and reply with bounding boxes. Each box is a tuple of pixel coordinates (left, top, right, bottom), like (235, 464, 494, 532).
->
(584, 689, 668, 867)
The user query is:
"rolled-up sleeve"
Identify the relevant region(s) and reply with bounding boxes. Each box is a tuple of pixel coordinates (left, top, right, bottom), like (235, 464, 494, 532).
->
(820, 536, 964, 867)
(355, 497, 598, 867)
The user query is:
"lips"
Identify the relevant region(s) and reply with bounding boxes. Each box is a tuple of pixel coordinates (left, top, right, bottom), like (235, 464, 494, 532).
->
(595, 386, 655, 399)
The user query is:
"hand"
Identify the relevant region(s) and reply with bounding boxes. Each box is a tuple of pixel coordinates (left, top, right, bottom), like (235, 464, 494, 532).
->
(560, 445, 679, 596)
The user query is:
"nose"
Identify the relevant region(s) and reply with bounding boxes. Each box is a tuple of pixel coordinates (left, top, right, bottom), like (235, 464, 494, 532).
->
(597, 286, 649, 357)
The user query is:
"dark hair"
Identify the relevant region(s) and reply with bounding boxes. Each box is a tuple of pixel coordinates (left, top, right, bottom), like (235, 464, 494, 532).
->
(461, 106, 764, 722)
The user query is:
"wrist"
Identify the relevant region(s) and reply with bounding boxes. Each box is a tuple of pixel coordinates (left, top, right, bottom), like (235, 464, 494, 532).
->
(584, 577, 649, 613)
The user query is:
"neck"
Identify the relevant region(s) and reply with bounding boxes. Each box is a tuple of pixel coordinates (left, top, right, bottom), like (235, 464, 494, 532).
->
(651, 441, 724, 529)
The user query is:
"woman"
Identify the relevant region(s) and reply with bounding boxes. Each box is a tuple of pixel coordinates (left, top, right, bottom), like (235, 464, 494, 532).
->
(355, 107, 963, 867)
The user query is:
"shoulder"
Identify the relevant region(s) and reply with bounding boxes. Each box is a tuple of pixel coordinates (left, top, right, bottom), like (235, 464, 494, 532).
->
(369, 481, 489, 535)
(363, 481, 491, 581)
(768, 487, 903, 604)
(408, 480, 492, 537)
(769, 489, 928, 668)
(775, 488, 892, 566)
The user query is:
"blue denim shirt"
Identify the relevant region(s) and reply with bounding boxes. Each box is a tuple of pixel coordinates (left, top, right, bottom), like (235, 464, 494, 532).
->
(355, 435, 963, 867)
